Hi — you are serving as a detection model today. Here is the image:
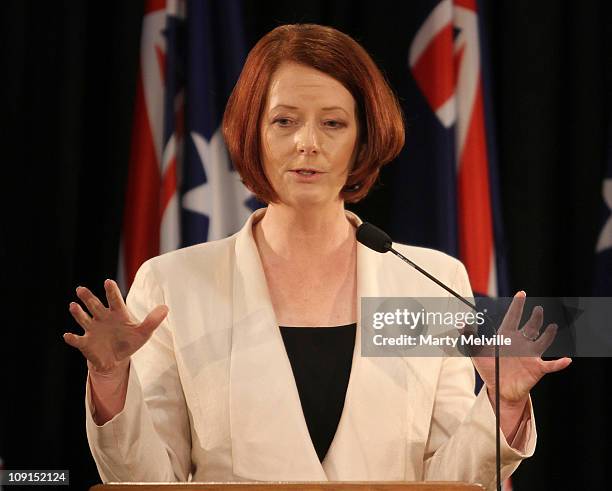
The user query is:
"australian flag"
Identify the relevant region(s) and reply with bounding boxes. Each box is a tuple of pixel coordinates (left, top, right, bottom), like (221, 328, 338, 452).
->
(392, 0, 508, 298)
(399, 2, 513, 487)
(118, 0, 257, 290)
(593, 117, 612, 294)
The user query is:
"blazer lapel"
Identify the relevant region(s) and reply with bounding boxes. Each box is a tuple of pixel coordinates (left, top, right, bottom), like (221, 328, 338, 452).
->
(322, 211, 429, 480)
(229, 208, 431, 481)
(229, 208, 327, 481)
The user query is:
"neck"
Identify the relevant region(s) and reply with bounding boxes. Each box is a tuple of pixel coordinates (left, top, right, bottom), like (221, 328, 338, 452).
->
(254, 201, 355, 259)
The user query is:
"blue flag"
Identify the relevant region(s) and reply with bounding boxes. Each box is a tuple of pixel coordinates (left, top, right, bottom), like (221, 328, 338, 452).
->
(119, 0, 259, 289)
(593, 118, 612, 294)
(399, 0, 509, 297)
(182, 0, 260, 247)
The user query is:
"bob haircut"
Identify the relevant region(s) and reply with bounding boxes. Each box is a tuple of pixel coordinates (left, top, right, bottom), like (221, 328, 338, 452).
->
(223, 23, 405, 204)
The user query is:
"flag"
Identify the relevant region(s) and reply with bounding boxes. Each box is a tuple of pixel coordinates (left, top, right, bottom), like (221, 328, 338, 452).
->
(118, 0, 257, 291)
(406, 0, 508, 297)
(406, 1, 510, 487)
(593, 118, 612, 294)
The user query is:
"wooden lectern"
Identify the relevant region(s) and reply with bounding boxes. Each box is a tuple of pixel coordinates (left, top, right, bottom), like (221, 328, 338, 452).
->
(90, 482, 484, 490)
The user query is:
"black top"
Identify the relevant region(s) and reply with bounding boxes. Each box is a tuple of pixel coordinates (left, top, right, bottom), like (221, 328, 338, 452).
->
(279, 323, 356, 462)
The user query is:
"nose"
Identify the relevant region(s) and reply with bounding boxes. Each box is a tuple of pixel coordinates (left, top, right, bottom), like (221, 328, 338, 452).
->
(296, 123, 319, 155)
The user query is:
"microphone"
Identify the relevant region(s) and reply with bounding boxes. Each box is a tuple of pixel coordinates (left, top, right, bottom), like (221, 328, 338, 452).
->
(356, 222, 392, 253)
(356, 222, 503, 491)
(357, 223, 480, 313)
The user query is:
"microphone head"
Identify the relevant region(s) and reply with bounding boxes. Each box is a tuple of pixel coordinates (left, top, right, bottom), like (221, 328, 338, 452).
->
(356, 222, 392, 253)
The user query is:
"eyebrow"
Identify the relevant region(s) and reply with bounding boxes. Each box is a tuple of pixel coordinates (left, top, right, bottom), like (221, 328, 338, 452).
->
(270, 104, 349, 115)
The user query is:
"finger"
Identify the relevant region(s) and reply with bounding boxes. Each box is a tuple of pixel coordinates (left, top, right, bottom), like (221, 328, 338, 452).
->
(534, 323, 558, 352)
(541, 357, 572, 374)
(63, 332, 85, 350)
(499, 291, 526, 334)
(521, 305, 544, 339)
(104, 279, 126, 312)
(137, 305, 169, 337)
(76, 286, 106, 318)
(68, 301, 91, 331)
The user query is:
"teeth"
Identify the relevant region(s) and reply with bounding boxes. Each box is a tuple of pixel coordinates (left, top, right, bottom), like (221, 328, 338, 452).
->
(297, 170, 315, 175)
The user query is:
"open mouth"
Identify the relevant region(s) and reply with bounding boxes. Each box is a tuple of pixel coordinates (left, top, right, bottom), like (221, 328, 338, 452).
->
(292, 168, 322, 175)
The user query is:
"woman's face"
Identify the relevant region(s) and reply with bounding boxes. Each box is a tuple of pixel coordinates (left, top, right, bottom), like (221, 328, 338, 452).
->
(260, 62, 360, 208)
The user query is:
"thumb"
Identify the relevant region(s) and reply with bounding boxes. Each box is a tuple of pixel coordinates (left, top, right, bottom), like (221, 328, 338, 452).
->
(63, 332, 85, 350)
(541, 357, 572, 374)
(137, 305, 169, 337)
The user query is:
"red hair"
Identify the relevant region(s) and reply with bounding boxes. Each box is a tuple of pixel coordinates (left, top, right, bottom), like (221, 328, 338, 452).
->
(223, 24, 404, 203)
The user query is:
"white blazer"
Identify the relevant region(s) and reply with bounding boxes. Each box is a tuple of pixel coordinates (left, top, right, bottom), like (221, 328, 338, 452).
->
(85, 208, 536, 490)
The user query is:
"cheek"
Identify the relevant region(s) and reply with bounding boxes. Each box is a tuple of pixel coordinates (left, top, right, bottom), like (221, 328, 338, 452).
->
(335, 134, 359, 170)
(260, 131, 277, 175)
(262, 130, 290, 170)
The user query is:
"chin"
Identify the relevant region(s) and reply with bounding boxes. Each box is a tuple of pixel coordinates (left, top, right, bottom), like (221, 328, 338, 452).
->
(286, 191, 342, 209)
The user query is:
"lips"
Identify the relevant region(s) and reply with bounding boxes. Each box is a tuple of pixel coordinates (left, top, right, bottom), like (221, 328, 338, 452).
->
(288, 168, 325, 182)
(291, 168, 324, 175)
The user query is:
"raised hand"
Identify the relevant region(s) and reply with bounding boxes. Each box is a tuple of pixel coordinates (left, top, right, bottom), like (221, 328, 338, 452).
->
(63, 279, 169, 376)
(471, 291, 572, 404)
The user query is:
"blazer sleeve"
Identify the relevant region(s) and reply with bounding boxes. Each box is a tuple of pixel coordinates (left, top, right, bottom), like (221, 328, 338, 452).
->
(85, 260, 192, 482)
(422, 260, 537, 490)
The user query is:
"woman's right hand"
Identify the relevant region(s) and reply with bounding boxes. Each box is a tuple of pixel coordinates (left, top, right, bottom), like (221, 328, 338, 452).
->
(63, 279, 169, 376)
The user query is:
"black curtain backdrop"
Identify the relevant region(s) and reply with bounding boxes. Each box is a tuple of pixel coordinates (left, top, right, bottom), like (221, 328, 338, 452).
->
(2, 1, 610, 489)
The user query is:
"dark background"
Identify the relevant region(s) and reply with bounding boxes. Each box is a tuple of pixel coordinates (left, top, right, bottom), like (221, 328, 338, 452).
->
(2, 0, 611, 489)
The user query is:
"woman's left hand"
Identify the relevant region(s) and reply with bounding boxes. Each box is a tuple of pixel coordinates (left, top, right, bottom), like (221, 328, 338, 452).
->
(470, 291, 572, 404)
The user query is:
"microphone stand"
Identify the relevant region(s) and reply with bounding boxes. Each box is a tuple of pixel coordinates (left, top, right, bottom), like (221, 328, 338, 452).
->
(387, 247, 503, 491)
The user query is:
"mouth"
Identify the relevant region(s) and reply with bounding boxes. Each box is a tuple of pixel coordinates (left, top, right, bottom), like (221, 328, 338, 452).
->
(288, 168, 326, 182)
(291, 168, 324, 175)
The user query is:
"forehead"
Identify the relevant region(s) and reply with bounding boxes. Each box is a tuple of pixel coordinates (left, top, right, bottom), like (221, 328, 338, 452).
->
(265, 62, 355, 112)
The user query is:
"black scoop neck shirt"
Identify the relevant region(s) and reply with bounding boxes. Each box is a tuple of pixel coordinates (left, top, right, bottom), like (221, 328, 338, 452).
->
(279, 323, 357, 462)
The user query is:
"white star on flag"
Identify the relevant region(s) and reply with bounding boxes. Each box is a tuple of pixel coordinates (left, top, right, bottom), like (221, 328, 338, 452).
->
(183, 128, 254, 241)
(596, 179, 612, 253)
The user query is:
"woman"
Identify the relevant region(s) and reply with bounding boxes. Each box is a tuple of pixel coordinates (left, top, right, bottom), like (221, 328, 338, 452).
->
(63, 24, 570, 488)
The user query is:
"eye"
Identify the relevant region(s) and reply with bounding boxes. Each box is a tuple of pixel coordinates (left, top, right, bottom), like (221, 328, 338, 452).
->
(324, 120, 345, 129)
(272, 117, 293, 127)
